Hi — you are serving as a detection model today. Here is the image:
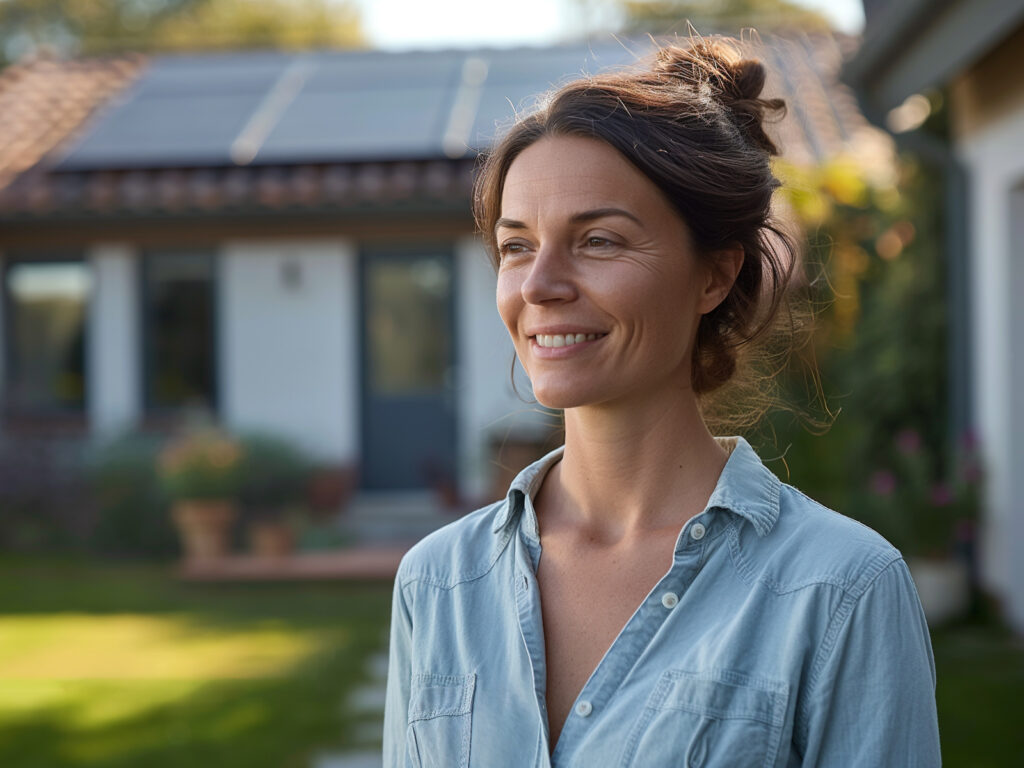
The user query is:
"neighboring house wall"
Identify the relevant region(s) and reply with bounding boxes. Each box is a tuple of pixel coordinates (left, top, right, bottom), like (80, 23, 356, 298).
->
(952, 38, 1024, 631)
(0, 252, 5, 421)
(219, 238, 359, 463)
(1011, 184, 1024, 633)
(950, 24, 1024, 140)
(87, 243, 141, 438)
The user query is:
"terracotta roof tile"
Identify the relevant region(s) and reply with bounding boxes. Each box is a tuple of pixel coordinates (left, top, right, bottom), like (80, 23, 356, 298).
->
(0, 53, 145, 194)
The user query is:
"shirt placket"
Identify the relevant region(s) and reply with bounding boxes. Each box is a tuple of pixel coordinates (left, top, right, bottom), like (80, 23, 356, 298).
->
(546, 513, 713, 767)
(513, 498, 550, 768)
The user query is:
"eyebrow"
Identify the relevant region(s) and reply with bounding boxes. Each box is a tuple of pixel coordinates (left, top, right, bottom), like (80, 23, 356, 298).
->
(494, 207, 643, 233)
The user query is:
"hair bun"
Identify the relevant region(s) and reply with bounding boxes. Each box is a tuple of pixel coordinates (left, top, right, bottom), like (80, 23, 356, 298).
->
(652, 39, 786, 156)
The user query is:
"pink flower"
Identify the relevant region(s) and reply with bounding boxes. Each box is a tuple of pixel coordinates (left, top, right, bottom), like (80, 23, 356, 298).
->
(955, 519, 973, 542)
(959, 428, 980, 452)
(929, 483, 954, 506)
(870, 470, 897, 496)
(963, 460, 983, 484)
(895, 428, 921, 455)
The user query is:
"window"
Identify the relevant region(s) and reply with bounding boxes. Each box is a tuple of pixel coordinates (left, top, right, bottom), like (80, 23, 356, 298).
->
(2, 257, 90, 414)
(142, 251, 217, 414)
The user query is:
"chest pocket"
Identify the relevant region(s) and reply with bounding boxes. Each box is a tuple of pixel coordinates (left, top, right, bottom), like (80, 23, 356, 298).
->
(620, 668, 788, 768)
(406, 672, 476, 768)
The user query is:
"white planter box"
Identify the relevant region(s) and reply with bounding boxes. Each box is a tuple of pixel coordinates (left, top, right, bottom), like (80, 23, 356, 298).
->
(906, 556, 970, 628)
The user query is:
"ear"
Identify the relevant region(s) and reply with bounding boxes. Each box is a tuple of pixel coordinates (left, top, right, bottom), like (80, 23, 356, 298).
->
(698, 245, 744, 315)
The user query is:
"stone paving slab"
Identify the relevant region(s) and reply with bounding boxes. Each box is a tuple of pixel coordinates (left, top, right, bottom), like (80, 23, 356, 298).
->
(310, 751, 381, 768)
(347, 683, 387, 714)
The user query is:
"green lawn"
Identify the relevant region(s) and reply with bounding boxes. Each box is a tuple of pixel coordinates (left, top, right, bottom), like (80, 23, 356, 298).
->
(0, 554, 392, 768)
(0, 555, 1022, 767)
(931, 615, 1024, 767)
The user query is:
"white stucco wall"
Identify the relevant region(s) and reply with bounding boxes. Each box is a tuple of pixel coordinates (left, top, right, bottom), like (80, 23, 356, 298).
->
(86, 243, 141, 439)
(455, 235, 546, 502)
(219, 239, 358, 463)
(957, 102, 1024, 633)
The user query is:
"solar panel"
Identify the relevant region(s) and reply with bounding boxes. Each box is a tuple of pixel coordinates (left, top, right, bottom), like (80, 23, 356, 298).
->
(468, 44, 639, 150)
(469, 83, 550, 149)
(303, 50, 462, 90)
(57, 53, 291, 170)
(133, 52, 290, 94)
(55, 43, 648, 171)
(481, 46, 635, 85)
(254, 87, 452, 163)
(58, 91, 269, 169)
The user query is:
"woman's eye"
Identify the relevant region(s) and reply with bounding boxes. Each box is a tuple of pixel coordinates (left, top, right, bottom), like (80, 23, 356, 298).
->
(498, 242, 526, 257)
(584, 236, 614, 249)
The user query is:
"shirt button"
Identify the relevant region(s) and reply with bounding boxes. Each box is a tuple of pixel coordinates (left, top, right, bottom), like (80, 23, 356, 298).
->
(661, 592, 679, 609)
(575, 700, 593, 717)
(690, 522, 706, 540)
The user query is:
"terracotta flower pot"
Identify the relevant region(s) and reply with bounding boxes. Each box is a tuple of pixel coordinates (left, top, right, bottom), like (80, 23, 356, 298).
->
(247, 520, 295, 559)
(171, 499, 237, 562)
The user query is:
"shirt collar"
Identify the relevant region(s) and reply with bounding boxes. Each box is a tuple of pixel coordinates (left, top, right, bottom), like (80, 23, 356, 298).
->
(491, 435, 782, 538)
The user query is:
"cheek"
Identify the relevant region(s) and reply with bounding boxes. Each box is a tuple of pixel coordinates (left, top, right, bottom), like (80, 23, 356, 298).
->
(624, 272, 702, 346)
(495, 271, 523, 335)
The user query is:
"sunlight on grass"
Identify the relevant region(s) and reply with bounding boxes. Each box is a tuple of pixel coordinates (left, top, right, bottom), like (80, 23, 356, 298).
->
(0, 613, 347, 679)
(0, 613, 349, 729)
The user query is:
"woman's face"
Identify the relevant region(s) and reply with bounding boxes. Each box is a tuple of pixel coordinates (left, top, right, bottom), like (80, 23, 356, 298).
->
(495, 135, 726, 411)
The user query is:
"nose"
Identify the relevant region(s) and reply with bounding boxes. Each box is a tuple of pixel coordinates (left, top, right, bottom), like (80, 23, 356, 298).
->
(520, 244, 577, 305)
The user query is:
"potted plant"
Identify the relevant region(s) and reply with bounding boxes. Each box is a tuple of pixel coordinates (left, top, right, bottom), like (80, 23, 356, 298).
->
(235, 432, 313, 558)
(85, 431, 177, 558)
(863, 428, 982, 626)
(158, 427, 243, 562)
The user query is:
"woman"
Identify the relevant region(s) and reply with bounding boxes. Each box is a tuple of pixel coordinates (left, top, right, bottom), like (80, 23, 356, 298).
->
(384, 37, 941, 768)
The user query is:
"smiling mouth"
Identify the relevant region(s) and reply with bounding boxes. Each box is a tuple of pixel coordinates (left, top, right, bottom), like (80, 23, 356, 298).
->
(532, 333, 607, 348)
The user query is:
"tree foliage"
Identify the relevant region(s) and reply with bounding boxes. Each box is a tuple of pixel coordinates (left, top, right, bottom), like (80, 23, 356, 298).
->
(752, 120, 973, 557)
(573, 0, 834, 38)
(0, 0, 364, 65)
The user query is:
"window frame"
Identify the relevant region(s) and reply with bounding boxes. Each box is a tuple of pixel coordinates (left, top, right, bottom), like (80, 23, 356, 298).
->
(138, 247, 220, 423)
(1, 251, 91, 428)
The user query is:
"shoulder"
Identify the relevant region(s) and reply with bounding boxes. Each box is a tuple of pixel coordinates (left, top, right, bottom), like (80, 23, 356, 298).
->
(729, 482, 904, 600)
(395, 497, 514, 590)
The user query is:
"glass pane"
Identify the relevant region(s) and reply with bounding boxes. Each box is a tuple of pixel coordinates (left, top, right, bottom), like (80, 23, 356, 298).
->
(368, 256, 451, 395)
(144, 252, 215, 410)
(5, 261, 90, 410)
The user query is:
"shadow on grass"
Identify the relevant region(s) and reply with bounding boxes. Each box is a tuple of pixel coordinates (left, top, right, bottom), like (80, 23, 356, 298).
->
(0, 554, 393, 768)
(931, 609, 1024, 768)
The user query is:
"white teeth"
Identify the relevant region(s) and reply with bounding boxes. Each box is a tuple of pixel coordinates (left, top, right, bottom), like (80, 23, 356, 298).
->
(535, 333, 603, 348)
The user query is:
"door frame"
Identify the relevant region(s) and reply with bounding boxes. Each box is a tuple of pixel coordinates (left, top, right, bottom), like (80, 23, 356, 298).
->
(357, 242, 459, 490)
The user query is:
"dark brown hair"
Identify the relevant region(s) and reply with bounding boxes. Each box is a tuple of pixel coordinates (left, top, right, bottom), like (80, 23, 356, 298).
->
(473, 35, 806, 430)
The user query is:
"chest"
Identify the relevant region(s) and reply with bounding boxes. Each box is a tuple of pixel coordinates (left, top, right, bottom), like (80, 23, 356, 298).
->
(536, 536, 676, 749)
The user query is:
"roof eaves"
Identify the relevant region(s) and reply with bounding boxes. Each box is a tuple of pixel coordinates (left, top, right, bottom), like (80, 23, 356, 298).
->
(844, 0, 1024, 121)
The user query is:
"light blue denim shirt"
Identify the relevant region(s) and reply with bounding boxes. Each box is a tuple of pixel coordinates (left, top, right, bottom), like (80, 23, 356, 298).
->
(383, 436, 941, 767)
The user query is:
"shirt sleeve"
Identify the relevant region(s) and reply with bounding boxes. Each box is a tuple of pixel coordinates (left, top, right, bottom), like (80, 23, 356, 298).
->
(383, 563, 414, 768)
(797, 556, 942, 767)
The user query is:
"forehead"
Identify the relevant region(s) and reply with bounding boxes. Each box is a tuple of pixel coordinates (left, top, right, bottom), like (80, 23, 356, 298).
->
(500, 135, 670, 220)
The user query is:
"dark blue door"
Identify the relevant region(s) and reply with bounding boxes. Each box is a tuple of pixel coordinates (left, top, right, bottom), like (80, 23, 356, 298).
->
(360, 248, 456, 490)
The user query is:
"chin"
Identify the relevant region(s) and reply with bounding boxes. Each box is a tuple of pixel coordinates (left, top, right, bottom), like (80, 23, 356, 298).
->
(530, 380, 611, 410)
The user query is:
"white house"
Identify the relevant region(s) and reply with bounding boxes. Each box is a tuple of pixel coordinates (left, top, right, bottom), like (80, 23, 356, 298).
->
(0, 35, 885, 523)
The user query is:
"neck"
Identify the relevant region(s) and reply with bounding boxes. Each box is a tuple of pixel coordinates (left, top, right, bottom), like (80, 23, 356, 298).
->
(546, 387, 729, 543)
